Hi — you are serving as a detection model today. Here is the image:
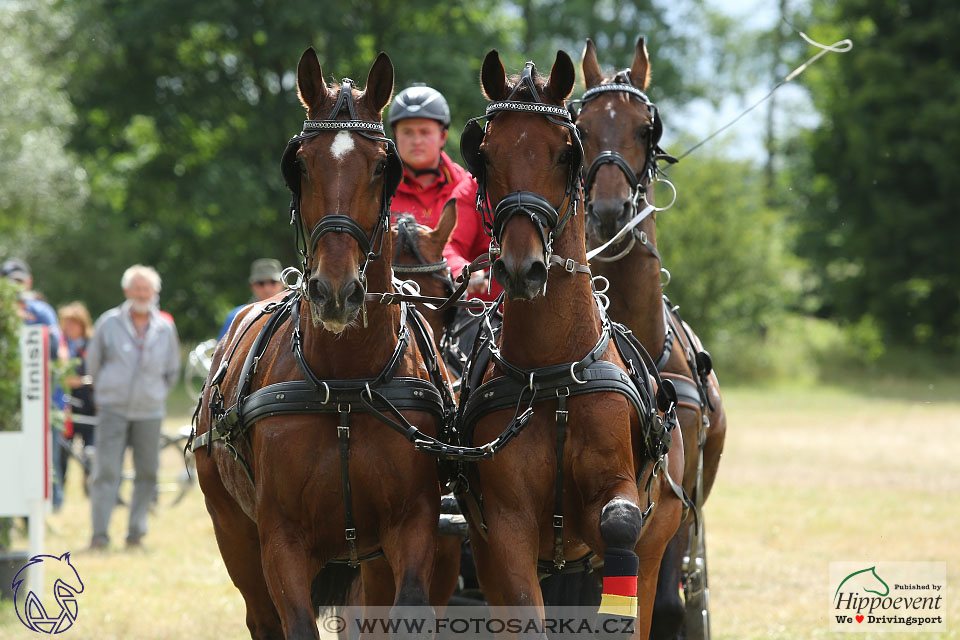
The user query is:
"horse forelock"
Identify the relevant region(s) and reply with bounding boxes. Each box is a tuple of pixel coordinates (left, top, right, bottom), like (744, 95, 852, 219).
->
(504, 72, 559, 104)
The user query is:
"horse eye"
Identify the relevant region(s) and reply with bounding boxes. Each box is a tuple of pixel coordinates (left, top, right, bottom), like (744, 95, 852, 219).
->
(297, 158, 307, 174)
(558, 147, 573, 165)
(373, 159, 387, 176)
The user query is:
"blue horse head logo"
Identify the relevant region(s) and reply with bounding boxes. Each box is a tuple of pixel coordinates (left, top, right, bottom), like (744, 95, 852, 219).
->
(12, 552, 84, 634)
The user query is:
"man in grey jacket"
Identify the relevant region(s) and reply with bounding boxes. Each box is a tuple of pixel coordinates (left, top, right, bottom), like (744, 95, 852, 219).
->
(86, 264, 180, 549)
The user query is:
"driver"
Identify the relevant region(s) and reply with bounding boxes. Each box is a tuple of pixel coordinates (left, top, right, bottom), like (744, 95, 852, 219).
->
(388, 84, 498, 301)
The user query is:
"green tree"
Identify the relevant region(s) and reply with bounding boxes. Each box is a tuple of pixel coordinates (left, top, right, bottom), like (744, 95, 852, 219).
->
(0, 0, 88, 259)
(6, 0, 722, 340)
(797, 0, 960, 350)
(657, 152, 796, 346)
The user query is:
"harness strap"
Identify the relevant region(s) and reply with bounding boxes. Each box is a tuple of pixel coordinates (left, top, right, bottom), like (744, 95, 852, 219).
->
(553, 390, 569, 570)
(547, 254, 592, 275)
(338, 406, 359, 567)
(654, 319, 675, 372)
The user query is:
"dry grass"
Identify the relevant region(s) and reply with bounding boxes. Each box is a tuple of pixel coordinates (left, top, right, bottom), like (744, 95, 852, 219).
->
(1, 380, 958, 639)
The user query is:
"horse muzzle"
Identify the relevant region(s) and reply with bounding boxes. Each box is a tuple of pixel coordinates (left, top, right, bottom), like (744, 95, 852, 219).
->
(492, 254, 548, 301)
(588, 197, 634, 243)
(307, 275, 365, 330)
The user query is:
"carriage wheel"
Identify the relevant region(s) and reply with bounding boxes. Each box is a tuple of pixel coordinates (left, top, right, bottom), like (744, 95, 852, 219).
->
(682, 513, 711, 640)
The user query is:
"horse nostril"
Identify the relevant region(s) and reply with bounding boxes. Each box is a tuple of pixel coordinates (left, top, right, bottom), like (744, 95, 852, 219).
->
(523, 260, 548, 293)
(308, 278, 331, 308)
(341, 279, 365, 310)
(619, 199, 633, 224)
(491, 259, 510, 290)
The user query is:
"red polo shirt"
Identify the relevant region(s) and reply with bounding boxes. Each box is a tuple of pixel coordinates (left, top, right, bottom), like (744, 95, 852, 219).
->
(390, 151, 472, 227)
(391, 152, 501, 301)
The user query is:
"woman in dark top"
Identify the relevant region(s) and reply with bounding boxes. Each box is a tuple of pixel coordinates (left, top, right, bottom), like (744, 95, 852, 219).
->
(58, 302, 97, 490)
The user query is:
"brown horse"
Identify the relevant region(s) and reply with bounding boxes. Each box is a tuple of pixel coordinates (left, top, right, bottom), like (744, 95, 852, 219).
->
(391, 202, 457, 339)
(193, 48, 454, 639)
(455, 50, 685, 638)
(577, 37, 728, 639)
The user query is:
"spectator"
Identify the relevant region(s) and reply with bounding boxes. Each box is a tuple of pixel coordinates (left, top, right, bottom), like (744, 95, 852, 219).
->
(218, 258, 285, 340)
(388, 85, 500, 301)
(2, 258, 63, 356)
(86, 265, 180, 550)
(58, 302, 97, 493)
(3, 258, 69, 509)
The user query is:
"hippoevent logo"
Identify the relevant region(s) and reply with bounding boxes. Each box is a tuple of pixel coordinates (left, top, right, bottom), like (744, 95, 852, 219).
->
(830, 562, 945, 632)
(12, 553, 84, 634)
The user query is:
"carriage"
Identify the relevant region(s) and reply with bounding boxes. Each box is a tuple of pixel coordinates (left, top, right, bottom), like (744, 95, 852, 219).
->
(189, 42, 724, 640)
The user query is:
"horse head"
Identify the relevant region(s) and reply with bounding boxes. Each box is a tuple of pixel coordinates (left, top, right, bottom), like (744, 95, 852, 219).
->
(391, 200, 457, 336)
(577, 37, 662, 243)
(286, 47, 398, 332)
(470, 50, 580, 300)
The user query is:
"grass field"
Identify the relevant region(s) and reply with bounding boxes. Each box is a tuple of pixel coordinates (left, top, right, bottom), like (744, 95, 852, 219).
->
(1, 376, 957, 639)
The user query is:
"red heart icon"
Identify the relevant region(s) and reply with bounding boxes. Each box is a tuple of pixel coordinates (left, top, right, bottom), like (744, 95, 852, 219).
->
(856, 615, 864, 623)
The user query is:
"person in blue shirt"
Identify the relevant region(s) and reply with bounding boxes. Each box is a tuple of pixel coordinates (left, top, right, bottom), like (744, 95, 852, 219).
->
(218, 259, 285, 340)
(3, 258, 68, 509)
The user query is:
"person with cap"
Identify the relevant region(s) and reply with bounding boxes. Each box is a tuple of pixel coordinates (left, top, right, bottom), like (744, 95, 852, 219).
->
(388, 85, 500, 301)
(218, 258, 286, 340)
(86, 264, 180, 549)
(3, 258, 70, 509)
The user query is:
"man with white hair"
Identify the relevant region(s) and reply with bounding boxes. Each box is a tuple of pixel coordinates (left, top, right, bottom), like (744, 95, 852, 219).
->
(86, 264, 180, 550)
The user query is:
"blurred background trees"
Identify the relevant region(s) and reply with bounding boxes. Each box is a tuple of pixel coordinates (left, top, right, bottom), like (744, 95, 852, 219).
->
(1, 0, 957, 375)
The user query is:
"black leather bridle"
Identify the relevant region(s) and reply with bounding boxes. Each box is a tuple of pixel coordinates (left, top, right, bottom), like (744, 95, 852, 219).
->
(568, 72, 676, 258)
(281, 78, 403, 298)
(391, 215, 454, 294)
(460, 62, 584, 265)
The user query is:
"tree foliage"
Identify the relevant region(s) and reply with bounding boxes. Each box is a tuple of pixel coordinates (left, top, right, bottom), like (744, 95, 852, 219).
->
(0, 0, 713, 340)
(656, 152, 797, 346)
(797, 0, 960, 350)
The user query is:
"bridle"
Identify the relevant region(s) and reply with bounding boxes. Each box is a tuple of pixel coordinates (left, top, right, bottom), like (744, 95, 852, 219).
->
(280, 78, 403, 301)
(569, 72, 676, 263)
(391, 215, 454, 295)
(460, 62, 585, 267)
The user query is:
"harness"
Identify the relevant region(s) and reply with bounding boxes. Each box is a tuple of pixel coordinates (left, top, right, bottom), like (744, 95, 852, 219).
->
(453, 65, 683, 571)
(192, 293, 454, 566)
(572, 75, 716, 539)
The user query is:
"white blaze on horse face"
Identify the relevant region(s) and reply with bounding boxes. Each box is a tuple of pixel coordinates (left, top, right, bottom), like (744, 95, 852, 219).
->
(606, 103, 617, 120)
(330, 130, 355, 161)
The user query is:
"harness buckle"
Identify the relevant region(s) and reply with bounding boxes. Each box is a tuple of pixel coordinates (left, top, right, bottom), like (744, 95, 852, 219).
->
(344, 528, 357, 541)
(564, 258, 576, 273)
(553, 515, 564, 529)
(338, 425, 350, 440)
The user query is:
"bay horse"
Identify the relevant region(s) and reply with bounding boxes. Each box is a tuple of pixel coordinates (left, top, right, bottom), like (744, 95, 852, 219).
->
(391, 202, 457, 339)
(454, 50, 686, 638)
(575, 37, 728, 639)
(192, 48, 455, 639)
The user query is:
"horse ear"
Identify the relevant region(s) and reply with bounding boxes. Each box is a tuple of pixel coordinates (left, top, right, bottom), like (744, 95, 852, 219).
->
(363, 51, 394, 115)
(59, 552, 71, 562)
(481, 50, 509, 101)
(297, 47, 328, 113)
(431, 198, 459, 246)
(545, 50, 575, 102)
(630, 36, 651, 91)
(581, 38, 603, 89)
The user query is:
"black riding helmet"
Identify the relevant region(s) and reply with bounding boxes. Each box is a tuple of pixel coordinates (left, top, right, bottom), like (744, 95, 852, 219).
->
(389, 84, 451, 129)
